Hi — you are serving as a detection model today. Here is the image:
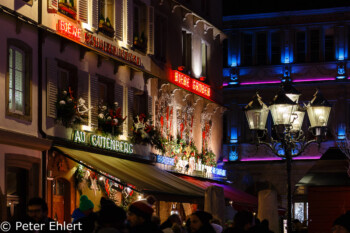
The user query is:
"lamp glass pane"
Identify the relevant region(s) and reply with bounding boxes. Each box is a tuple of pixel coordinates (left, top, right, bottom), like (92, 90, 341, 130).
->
(307, 106, 331, 127)
(286, 93, 300, 103)
(270, 104, 294, 125)
(291, 110, 305, 131)
(245, 108, 269, 130)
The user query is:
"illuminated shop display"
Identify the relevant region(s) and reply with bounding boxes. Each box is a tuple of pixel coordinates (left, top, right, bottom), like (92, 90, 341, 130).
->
(156, 155, 226, 177)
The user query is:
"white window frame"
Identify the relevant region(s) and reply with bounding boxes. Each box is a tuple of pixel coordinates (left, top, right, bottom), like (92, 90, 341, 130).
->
(8, 46, 25, 115)
(100, 0, 116, 29)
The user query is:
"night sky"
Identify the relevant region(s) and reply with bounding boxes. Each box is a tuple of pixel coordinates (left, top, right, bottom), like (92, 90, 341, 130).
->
(223, 0, 350, 16)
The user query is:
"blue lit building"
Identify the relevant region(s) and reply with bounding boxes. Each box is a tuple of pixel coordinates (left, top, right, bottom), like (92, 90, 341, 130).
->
(222, 5, 350, 232)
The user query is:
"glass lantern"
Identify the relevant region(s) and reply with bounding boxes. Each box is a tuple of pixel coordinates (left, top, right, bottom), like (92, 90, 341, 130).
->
(306, 90, 331, 128)
(270, 90, 297, 125)
(244, 94, 269, 130)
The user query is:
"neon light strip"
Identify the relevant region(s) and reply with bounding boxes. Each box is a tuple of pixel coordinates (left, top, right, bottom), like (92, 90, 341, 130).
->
(240, 81, 281, 85)
(292, 78, 336, 82)
(240, 155, 321, 161)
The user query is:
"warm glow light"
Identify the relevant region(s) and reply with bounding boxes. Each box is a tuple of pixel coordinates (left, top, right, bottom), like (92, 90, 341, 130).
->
(57, 20, 81, 41)
(172, 70, 212, 99)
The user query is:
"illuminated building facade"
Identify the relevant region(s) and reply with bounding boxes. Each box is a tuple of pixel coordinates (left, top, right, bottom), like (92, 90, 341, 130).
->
(0, 0, 227, 224)
(223, 6, 350, 232)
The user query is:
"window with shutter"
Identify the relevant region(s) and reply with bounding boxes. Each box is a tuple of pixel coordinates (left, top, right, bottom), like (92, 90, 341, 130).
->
(154, 13, 167, 61)
(90, 75, 99, 128)
(147, 6, 154, 55)
(99, 0, 116, 38)
(48, 0, 58, 13)
(78, 0, 88, 24)
(92, 0, 99, 29)
(6, 39, 32, 121)
(127, 88, 134, 136)
(58, 0, 77, 20)
(46, 58, 58, 119)
(133, 2, 147, 53)
(115, 0, 123, 41)
(127, 0, 134, 46)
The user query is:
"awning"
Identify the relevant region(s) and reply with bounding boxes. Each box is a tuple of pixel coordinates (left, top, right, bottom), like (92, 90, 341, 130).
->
(175, 174, 258, 211)
(54, 146, 204, 198)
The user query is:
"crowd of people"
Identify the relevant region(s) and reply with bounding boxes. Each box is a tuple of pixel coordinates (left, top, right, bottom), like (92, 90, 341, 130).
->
(8, 195, 350, 233)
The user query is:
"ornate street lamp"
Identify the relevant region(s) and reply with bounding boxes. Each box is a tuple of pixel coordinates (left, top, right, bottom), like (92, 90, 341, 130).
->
(244, 85, 331, 233)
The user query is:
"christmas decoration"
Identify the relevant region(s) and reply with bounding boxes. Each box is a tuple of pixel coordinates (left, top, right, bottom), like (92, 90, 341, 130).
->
(98, 102, 127, 136)
(131, 113, 166, 153)
(56, 88, 89, 127)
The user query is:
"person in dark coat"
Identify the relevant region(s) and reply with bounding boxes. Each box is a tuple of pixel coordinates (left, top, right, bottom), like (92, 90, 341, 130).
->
(11, 197, 64, 233)
(189, 211, 216, 233)
(223, 211, 253, 233)
(126, 197, 163, 233)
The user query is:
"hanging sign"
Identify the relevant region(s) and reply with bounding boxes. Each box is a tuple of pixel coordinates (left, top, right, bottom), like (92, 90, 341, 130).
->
(84, 32, 141, 66)
(73, 130, 133, 154)
(156, 155, 226, 177)
(56, 20, 81, 41)
(172, 70, 211, 100)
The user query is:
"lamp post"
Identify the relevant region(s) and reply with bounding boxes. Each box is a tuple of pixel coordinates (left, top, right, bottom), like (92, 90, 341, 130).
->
(244, 84, 331, 233)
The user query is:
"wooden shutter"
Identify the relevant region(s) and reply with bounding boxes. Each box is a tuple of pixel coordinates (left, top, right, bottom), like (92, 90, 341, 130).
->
(92, 0, 99, 30)
(115, 83, 124, 131)
(78, 0, 88, 24)
(48, 0, 58, 12)
(46, 58, 58, 118)
(127, 88, 134, 135)
(115, 0, 123, 41)
(148, 95, 152, 116)
(127, 0, 134, 46)
(147, 6, 154, 55)
(90, 75, 99, 128)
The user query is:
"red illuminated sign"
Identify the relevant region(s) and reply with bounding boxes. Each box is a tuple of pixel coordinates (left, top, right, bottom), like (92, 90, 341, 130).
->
(57, 20, 81, 41)
(172, 70, 211, 99)
(84, 32, 141, 66)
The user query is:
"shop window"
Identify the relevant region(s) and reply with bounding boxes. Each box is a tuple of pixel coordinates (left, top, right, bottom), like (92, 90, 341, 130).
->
(98, 76, 115, 107)
(154, 13, 167, 62)
(7, 39, 32, 120)
(133, 3, 147, 53)
(271, 32, 281, 65)
(241, 33, 253, 66)
(256, 32, 267, 65)
(310, 29, 320, 62)
(99, 0, 115, 37)
(295, 31, 306, 63)
(293, 202, 308, 224)
(324, 29, 334, 61)
(201, 41, 208, 78)
(182, 30, 192, 72)
(58, 0, 77, 20)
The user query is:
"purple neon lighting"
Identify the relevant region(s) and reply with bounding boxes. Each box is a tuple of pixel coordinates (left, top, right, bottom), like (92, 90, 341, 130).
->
(292, 78, 336, 82)
(240, 81, 281, 85)
(239, 77, 338, 85)
(240, 155, 321, 161)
